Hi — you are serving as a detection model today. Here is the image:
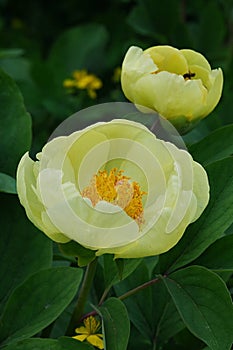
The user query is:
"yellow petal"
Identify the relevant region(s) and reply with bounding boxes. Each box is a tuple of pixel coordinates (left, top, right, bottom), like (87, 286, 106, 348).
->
(191, 161, 210, 222)
(87, 335, 104, 349)
(181, 49, 211, 71)
(163, 142, 196, 234)
(188, 64, 212, 90)
(201, 68, 223, 117)
(122, 46, 157, 76)
(16, 152, 69, 243)
(17, 152, 43, 229)
(121, 46, 158, 101)
(73, 334, 88, 342)
(74, 326, 89, 334)
(133, 71, 207, 119)
(145, 45, 189, 75)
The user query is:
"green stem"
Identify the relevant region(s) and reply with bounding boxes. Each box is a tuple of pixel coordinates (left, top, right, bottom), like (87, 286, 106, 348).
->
(152, 338, 157, 350)
(78, 273, 163, 326)
(81, 276, 161, 321)
(99, 276, 160, 305)
(98, 285, 112, 306)
(66, 258, 98, 335)
(118, 277, 160, 301)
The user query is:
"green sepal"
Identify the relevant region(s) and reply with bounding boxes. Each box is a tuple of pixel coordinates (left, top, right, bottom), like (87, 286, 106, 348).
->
(58, 240, 96, 267)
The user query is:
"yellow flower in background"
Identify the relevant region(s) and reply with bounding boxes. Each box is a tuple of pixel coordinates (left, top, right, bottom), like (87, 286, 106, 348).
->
(73, 316, 104, 349)
(121, 45, 223, 133)
(63, 79, 75, 89)
(63, 69, 102, 99)
(16, 119, 209, 258)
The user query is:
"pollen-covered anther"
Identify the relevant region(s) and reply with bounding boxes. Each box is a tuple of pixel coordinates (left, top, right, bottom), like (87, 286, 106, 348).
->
(81, 168, 146, 226)
(114, 179, 134, 208)
(81, 177, 101, 206)
(124, 182, 146, 225)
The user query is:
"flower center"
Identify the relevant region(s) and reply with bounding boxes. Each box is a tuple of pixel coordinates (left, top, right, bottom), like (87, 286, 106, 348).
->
(81, 168, 146, 226)
(84, 316, 101, 334)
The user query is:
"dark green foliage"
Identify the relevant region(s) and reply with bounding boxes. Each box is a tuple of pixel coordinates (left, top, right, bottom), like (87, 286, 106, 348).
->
(0, 69, 31, 176)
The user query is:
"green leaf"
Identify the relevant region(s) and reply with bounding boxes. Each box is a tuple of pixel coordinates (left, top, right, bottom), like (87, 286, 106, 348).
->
(0, 68, 31, 176)
(58, 240, 96, 267)
(127, 0, 181, 41)
(189, 124, 233, 166)
(160, 157, 233, 273)
(96, 298, 130, 350)
(194, 235, 233, 271)
(197, 2, 225, 54)
(103, 254, 142, 290)
(171, 328, 207, 350)
(48, 24, 108, 87)
(2, 337, 94, 350)
(127, 0, 159, 38)
(0, 194, 52, 314)
(225, 222, 233, 235)
(0, 267, 83, 346)
(0, 57, 32, 83)
(2, 338, 59, 350)
(126, 325, 152, 350)
(152, 282, 185, 346)
(0, 173, 16, 193)
(114, 262, 153, 340)
(162, 266, 233, 350)
(59, 337, 94, 349)
(0, 49, 24, 59)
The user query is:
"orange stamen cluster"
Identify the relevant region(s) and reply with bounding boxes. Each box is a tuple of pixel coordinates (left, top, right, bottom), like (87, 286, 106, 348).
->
(81, 168, 146, 226)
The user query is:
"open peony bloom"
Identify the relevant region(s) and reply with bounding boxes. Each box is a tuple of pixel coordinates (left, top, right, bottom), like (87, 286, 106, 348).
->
(121, 46, 223, 133)
(17, 119, 209, 258)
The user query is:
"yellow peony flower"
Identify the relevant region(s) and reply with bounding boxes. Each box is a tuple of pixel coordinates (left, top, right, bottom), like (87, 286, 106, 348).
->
(72, 316, 104, 349)
(121, 45, 223, 133)
(16, 119, 209, 258)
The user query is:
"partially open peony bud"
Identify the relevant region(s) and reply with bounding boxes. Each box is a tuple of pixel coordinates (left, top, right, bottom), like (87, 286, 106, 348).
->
(121, 45, 223, 133)
(17, 119, 209, 258)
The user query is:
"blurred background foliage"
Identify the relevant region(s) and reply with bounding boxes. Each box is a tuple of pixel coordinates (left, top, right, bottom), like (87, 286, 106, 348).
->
(0, 0, 233, 154)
